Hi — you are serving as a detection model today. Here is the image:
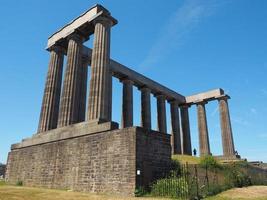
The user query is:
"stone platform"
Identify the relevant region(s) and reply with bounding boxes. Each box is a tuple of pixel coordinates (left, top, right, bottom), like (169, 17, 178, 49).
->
(5, 122, 171, 196)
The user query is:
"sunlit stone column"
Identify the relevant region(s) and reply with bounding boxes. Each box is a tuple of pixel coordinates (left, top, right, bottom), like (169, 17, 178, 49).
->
(156, 94, 167, 133)
(218, 95, 235, 156)
(140, 87, 151, 129)
(180, 104, 192, 155)
(197, 101, 211, 156)
(87, 17, 113, 123)
(57, 33, 83, 127)
(170, 100, 182, 154)
(77, 56, 89, 122)
(121, 78, 133, 128)
(37, 45, 65, 133)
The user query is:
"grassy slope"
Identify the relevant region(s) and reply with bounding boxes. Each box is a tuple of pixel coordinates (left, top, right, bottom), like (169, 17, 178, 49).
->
(0, 183, 172, 200)
(205, 186, 267, 200)
(172, 154, 200, 164)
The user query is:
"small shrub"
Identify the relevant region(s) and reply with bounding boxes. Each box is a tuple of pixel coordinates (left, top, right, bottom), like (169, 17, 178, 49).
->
(151, 177, 188, 198)
(224, 166, 252, 188)
(16, 180, 23, 186)
(200, 155, 222, 169)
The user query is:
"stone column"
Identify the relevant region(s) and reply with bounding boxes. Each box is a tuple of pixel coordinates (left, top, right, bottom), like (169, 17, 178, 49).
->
(197, 101, 211, 156)
(57, 33, 83, 127)
(77, 57, 89, 122)
(140, 87, 151, 129)
(156, 95, 167, 133)
(170, 100, 181, 154)
(37, 45, 64, 133)
(121, 78, 133, 128)
(218, 95, 235, 156)
(180, 105, 192, 155)
(87, 16, 113, 123)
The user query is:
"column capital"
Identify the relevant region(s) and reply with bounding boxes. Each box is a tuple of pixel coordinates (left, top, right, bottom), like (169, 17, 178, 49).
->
(154, 93, 166, 99)
(195, 100, 208, 106)
(120, 77, 134, 85)
(93, 16, 113, 27)
(67, 32, 86, 43)
(180, 104, 191, 109)
(169, 99, 179, 106)
(139, 86, 151, 93)
(48, 45, 66, 54)
(216, 94, 230, 101)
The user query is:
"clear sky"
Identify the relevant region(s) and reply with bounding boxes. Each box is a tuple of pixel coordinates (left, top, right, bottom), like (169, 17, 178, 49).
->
(0, 0, 267, 164)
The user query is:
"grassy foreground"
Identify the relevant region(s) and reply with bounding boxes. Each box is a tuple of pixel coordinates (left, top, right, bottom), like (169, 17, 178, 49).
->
(0, 183, 171, 200)
(0, 182, 267, 200)
(205, 186, 267, 200)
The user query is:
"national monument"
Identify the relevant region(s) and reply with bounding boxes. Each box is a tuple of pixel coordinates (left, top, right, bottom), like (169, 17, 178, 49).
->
(5, 5, 237, 196)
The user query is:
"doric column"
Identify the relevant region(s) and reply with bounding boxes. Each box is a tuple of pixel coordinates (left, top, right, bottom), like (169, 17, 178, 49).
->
(121, 78, 133, 128)
(77, 56, 89, 122)
(196, 101, 211, 156)
(170, 100, 181, 154)
(156, 95, 167, 133)
(180, 105, 192, 155)
(57, 33, 83, 127)
(87, 16, 113, 123)
(218, 95, 235, 156)
(140, 87, 151, 129)
(37, 45, 64, 133)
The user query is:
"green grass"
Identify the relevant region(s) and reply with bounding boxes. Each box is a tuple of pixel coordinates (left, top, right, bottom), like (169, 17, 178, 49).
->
(172, 154, 200, 164)
(0, 185, 172, 200)
(0, 180, 6, 186)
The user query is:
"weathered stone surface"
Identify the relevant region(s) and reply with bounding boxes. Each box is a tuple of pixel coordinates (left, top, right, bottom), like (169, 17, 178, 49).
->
(186, 88, 224, 104)
(6, 127, 170, 196)
(38, 46, 64, 133)
(170, 100, 181, 154)
(77, 57, 89, 122)
(87, 17, 113, 123)
(83, 47, 186, 103)
(197, 101, 211, 156)
(218, 95, 235, 156)
(57, 33, 83, 127)
(11, 121, 119, 150)
(47, 4, 117, 49)
(121, 79, 133, 128)
(156, 95, 167, 133)
(140, 87, 151, 130)
(180, 105, 192, 155)
(0, 164, 5, 178)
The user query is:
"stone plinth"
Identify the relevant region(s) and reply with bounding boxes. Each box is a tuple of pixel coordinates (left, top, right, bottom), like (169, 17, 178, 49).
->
(6, 126, 170, 196)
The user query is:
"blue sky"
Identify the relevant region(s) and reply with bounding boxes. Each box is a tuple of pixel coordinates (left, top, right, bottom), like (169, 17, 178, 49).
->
(0, 0, 267, 163)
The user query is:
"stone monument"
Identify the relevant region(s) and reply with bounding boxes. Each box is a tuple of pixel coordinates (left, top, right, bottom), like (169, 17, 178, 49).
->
(5, 4, 237, 196)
